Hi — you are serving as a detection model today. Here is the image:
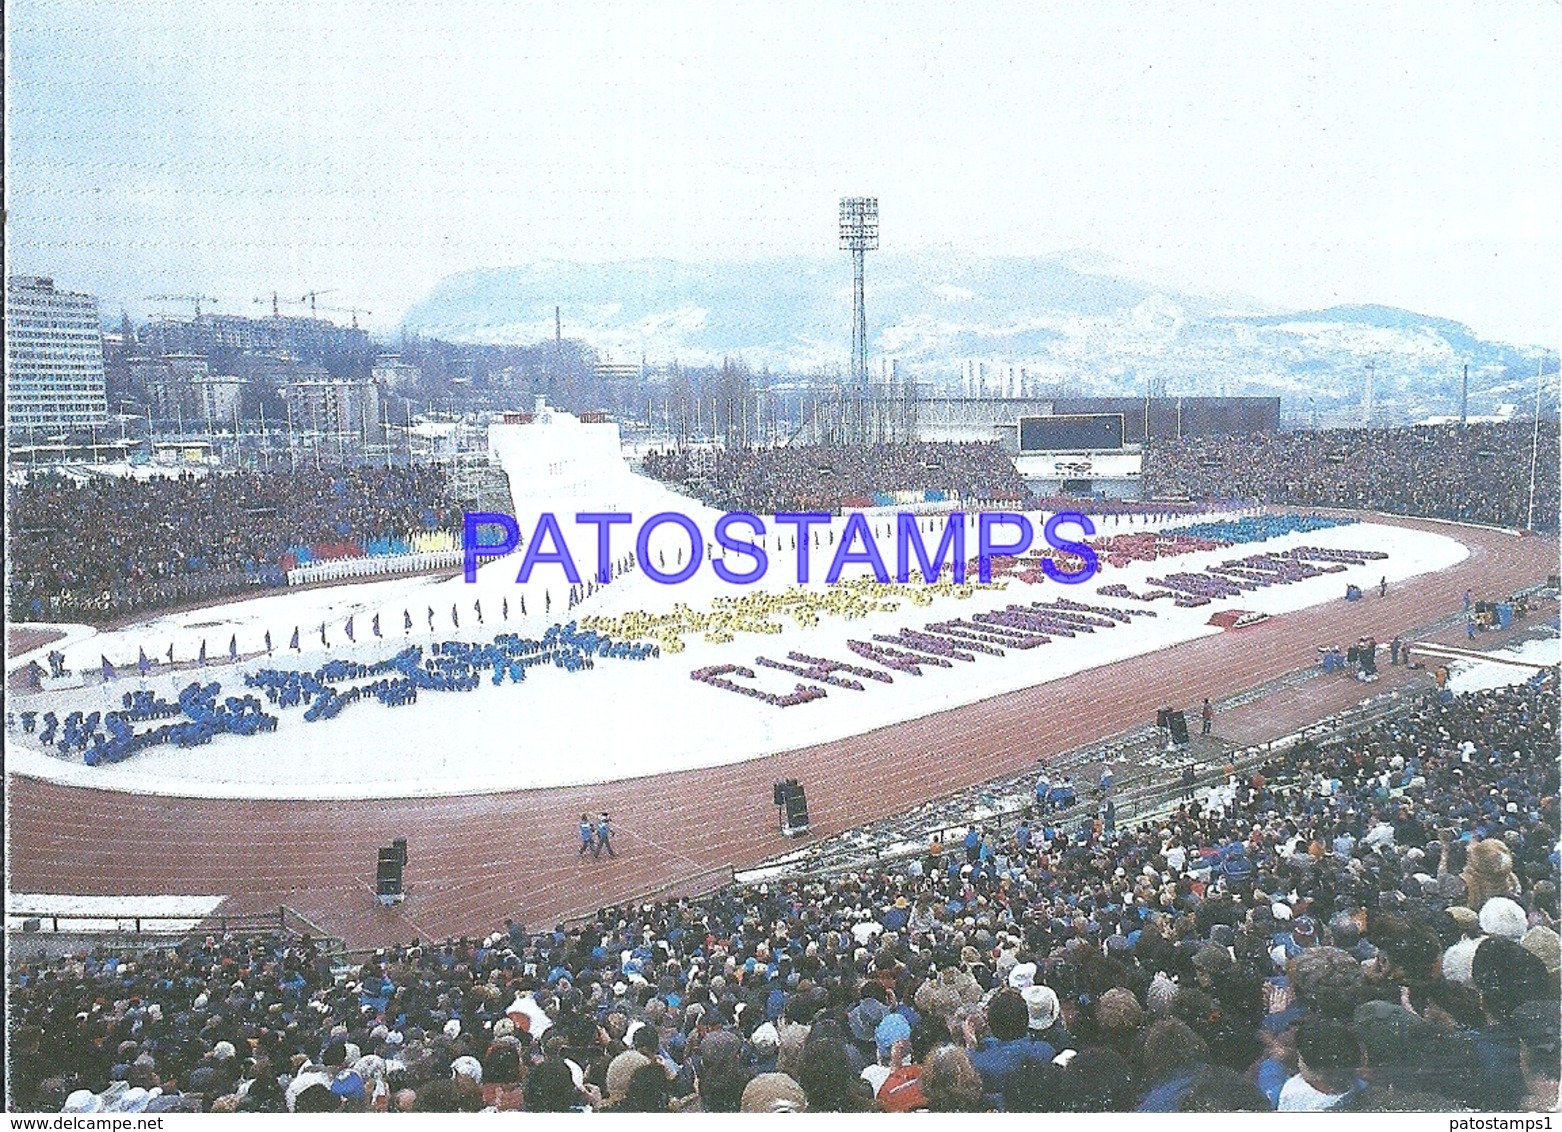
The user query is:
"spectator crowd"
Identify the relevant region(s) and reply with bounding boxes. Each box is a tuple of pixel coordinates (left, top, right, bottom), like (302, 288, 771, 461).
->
(7, 467, 462, 623)
(10, 674, 1557, 1113)
(1144, 422, 1560, 533)
(642, 442, 1027, 515)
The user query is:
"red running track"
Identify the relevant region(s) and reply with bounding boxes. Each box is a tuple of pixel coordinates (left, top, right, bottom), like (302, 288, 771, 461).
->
(6, 515, 1557, 948)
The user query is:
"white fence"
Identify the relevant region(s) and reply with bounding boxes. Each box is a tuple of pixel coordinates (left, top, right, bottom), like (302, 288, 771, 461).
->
(286, 549, 465, 586)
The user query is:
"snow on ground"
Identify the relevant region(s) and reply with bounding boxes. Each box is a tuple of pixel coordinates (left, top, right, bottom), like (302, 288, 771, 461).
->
(5, 894, 225, 934)
(4, 422, 1472, 800)
(5, 514, 1466, 800)
(1445, 635, 1561, 694)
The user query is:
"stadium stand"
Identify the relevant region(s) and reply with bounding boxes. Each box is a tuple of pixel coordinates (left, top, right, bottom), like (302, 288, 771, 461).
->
(1143, 422, 1560, 533)
(642, 442, 1027, 514)
(7, 467, 463, 622)
(8, 675, 1557, 1113)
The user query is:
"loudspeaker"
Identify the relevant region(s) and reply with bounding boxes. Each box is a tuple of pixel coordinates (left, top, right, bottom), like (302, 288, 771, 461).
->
(1168, 711, 1189, 746)
(784, 784, 810, 832)
(773, 780, 788, 807)
(392, 838, 408, 868)
(1156, 707, 1172, 729)
(376, 847, 404, 901)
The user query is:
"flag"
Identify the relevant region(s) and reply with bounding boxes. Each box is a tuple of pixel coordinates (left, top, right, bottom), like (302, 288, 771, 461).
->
(167, 642, 175, 664)
(502, 597, 509, 621)
(101, 655, 115, 682)
(451, 603, 459, 629)
(264, 630, 273, 656)
(228, 634, 238, 660)
(475, 599, 483, 624)
(138, 647, 149, 675)
(345, 616, 356, 643)
(290, 627, 300, 651)
(372, 613, 382, 638)
(427, 606, 435, 629)
(198, 640, 207, 665)
(320, 623, 328, 646)
(404, 609, 413, 633)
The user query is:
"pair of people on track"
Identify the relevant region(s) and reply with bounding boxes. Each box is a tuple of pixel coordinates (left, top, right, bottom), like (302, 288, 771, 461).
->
(576, 811, 618, 859)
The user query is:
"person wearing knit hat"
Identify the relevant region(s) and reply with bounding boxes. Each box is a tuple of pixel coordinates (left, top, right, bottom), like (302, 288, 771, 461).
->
(1442, 937, 1482, 987)
(1094, 987, 1144, 1041)
(775, 1020, 810, 1079)
(749, 1021, 780, 1073)
(1463, 838, 1519, 908)
(605, 1050, 653, 1104)
(1447, 906, 1480, 934)
(1520, 924, 1561, 976)
(450, 1056, 482, 1085)
(284, 1071, 332, 1113)
(1479, 896, 1528, 941)
(740, 1072, 808, 1112)
(1147, 972, 1178, 1016)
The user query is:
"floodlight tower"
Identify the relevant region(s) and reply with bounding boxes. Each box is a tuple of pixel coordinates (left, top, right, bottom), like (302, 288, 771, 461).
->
(839, 197, 878, 388)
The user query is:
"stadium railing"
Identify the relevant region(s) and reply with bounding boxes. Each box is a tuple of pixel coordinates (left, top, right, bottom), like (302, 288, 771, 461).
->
(7, 904, 345, 953)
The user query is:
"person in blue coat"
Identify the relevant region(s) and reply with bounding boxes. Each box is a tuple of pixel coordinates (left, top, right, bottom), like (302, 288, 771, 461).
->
(962, 826, 982, 864)
(595, 812, 618, 859)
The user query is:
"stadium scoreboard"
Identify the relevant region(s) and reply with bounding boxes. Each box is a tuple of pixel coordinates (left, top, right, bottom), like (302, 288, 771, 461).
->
(1019, 413, 1125, 452)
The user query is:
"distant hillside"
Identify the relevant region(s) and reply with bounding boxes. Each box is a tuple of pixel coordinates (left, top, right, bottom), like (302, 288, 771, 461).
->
(403, 252, 1556, 423)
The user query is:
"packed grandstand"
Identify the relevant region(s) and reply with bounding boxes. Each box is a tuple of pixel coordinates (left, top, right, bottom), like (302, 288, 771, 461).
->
(1144, 422, 1561, 534)
(8, 421, 1555, 626)
(7, 676, 1557, 1113)
(6, 466, 460, 622)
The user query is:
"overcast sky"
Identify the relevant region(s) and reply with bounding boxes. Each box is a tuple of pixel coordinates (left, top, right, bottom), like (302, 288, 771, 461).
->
(6, 0, 1558, 344)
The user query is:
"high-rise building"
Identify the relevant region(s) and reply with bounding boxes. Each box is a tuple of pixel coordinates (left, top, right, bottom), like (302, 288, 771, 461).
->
(284, 377, 383, 443)
(6, 276, 110, 432)
(371, 353, 421, 390)
(190, 374, 246, 430)
(142, 312, 370, 368)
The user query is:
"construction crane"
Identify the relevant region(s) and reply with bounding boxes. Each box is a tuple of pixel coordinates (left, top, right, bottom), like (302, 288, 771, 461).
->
(318, 305, 372, 329)
(299, 289, 337, 317)
(145, 294, 220, 318)
(253, 292, 288, 318)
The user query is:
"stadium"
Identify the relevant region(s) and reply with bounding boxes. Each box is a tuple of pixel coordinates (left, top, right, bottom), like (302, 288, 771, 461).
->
(6, 382, 1560, 1113)
(5, 5, 1560, 1109)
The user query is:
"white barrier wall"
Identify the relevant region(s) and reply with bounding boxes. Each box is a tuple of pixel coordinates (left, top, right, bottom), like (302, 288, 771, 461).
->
(286, 549, 465, 586)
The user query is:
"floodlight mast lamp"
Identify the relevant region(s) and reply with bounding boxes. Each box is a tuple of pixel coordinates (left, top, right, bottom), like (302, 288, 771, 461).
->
(840, 197, 878, 388)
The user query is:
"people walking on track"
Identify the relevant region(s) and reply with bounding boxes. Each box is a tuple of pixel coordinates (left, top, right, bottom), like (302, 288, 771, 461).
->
(578, 813, 594, 857)
(1201, 697, 1214, 736)
(595, 811, 618, 858)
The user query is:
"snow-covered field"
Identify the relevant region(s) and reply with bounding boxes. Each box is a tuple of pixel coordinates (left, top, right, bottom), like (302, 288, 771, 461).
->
(1445, 635, 1561, 694)
(5, 426, 1471, 800)
(5, 894, 225, 934)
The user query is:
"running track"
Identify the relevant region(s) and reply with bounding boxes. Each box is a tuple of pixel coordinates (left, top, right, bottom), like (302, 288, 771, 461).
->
(7, 514, 1557, 949)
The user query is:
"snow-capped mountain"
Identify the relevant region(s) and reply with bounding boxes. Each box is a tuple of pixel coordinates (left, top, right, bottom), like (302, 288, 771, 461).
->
(402, 252, 1556, 422)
